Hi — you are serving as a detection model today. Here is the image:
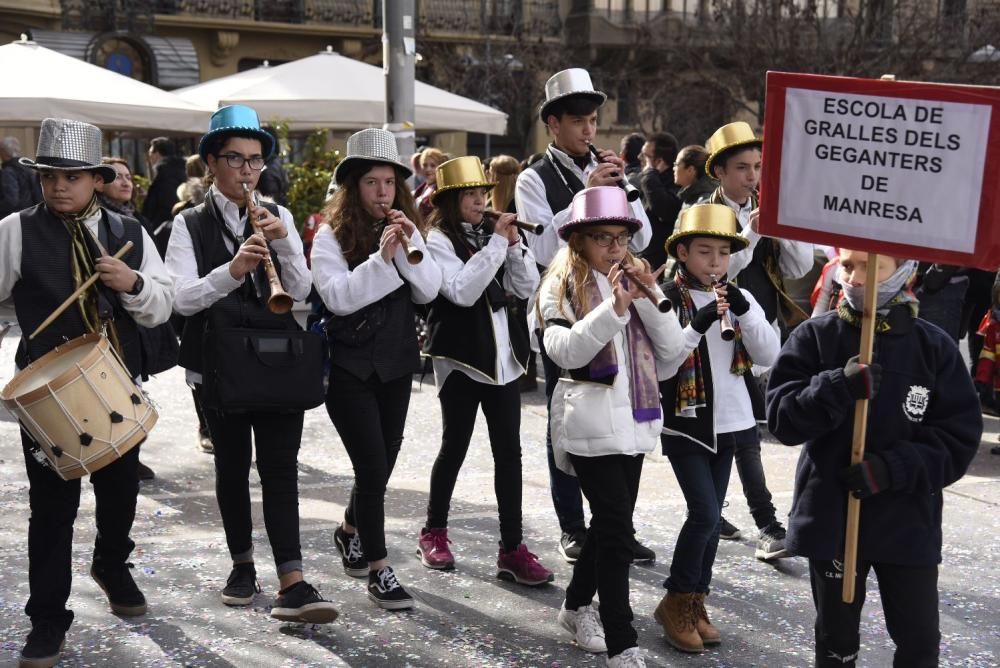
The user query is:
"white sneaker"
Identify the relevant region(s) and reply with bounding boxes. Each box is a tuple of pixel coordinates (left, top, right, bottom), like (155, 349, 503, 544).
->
(606, 646, 646, 667)
(557, 601, 607, 653)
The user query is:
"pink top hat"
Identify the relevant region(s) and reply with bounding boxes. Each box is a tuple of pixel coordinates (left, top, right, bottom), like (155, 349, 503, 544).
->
(558, 186, 641, 240)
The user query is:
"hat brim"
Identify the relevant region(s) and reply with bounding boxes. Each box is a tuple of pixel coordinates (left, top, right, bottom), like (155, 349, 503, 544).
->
(666, 230, 749, 258)
(20, 157, 116, 184)
(538, 91, 607, 123)
(558, 216, 641, 241)
(333, 156, 413, 185)
(198, 127, 275, 162)
(430, 181, 496, 203)
(705, 138, 762, 179)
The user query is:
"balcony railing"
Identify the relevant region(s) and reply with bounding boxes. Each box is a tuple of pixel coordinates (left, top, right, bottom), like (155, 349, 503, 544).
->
(149, 0, 560, 35)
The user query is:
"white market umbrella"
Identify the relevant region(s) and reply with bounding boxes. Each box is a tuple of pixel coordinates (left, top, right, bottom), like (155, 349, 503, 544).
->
(175, 48, 508, 135)
(0, 39, 214, 133)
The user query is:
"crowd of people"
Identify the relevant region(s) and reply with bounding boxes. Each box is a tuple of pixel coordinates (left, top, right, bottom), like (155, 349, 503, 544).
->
(0, 65, 991, 668)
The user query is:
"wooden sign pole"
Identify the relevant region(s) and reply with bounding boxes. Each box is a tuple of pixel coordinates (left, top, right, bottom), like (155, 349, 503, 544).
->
(841, 254, 879, 603)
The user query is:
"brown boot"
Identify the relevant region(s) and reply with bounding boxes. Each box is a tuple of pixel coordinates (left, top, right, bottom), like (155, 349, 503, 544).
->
(693, 592, 721, 645)
(653, 591, 704, 653)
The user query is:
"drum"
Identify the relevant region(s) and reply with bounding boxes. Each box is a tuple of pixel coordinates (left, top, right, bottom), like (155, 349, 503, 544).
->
(1, 333, 158, 480)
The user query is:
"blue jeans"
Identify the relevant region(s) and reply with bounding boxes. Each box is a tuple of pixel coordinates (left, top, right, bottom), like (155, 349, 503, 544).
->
(664, 428, 756, 592)
(541, 348, 586, 533)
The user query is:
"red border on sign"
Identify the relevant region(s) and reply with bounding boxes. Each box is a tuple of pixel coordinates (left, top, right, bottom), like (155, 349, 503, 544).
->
(760, 71, 1000, 270)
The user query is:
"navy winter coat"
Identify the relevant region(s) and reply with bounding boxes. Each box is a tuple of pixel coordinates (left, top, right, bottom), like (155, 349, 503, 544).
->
(765, 306, 981, 566)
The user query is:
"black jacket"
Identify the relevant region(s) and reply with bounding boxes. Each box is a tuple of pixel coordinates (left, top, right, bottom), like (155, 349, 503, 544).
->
(765, 306, 981, 565)
(142, 156, 187, 254)
(1, 158, 42, 218)
(257, 156, 289, 206)
(638, 167, 680, 271)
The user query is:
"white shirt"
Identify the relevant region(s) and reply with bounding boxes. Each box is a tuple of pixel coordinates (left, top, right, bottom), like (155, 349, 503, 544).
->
(721, 191, 814, 282)
(656, 288, 779, 436)
(514, 144, 652, 268)
(0, 208, 174, 328)
(427, 227, 539, 391)
(165, 185, 311, 384)
(310, 223, 442, 314)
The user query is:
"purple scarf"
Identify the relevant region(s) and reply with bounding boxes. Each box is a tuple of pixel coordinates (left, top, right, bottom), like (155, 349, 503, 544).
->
(575, 276, 661, 422)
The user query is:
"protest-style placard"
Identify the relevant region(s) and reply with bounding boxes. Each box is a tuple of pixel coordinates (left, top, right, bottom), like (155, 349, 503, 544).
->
(759, 71, 1000, 269)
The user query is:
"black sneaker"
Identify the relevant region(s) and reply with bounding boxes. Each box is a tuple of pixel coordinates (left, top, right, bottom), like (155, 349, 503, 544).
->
(630, 538, 656, 563)
(367, 566, 414, 611)
(719, 517, 741, 541)
(221, 562, 260, 606)
(558, 529, 587, 564)
(136, 460, 155, 481)
(755, 522, 791, 561)
(334, 526, 368, 578)
(90, 562, 147, 616)
(19, 623, 65, 668)
(270, 580, 339, 624)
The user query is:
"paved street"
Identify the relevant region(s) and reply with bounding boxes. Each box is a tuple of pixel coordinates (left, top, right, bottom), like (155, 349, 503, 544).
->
(0, 321, 998, 667)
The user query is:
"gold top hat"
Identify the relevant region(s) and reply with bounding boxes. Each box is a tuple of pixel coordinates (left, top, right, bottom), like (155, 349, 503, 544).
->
(666, 203, 749, 258)
(704, 121, 762, 179)
(432, 156, 495, 203)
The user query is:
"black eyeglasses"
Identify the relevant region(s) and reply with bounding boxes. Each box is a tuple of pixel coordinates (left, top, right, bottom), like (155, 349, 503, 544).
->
(218, 153, 265, 170)
(585, 231, 632, 247)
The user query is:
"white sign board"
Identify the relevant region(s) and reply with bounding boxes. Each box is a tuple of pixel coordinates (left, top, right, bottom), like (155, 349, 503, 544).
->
(777, 89, 991, 253)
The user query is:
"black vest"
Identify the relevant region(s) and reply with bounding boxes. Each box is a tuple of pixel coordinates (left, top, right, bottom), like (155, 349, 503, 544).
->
(13, 204, 144, 376)
(424, 237, 530, 382)
(176, 197, 297, 374)
(657, 283, 764, 455)
(526, 150, 585, 220)
(327, 280, 422, 383)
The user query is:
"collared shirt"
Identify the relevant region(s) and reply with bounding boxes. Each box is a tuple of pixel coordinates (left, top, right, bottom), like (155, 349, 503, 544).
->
(310, 222, 442, 315)
(427, 227, 539, 391)
(0, 207, 174, 327)
(720, 191, 815, 283)
(514, 144, 652, 268)
(165, 185, 311, 385)
(165, 185, 311, 317)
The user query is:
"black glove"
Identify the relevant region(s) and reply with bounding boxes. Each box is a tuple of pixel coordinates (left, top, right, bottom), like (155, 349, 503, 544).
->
(723, 283, 750, 316)
(691, 301, 720, 334)
(839, 453, 891, 499)
(843, 355, 882, 400)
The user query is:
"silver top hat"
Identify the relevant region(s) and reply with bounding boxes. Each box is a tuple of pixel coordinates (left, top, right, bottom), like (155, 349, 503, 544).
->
(538, 68, 607, 122)
(19, 118, 116, 183)
(333, 128, 413, 184)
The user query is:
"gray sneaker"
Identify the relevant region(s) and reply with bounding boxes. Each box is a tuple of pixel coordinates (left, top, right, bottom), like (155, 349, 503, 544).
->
(755, 523, 790, 561)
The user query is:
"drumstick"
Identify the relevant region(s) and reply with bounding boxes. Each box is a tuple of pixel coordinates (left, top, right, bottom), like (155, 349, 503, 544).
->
(29, 241, 134, 341)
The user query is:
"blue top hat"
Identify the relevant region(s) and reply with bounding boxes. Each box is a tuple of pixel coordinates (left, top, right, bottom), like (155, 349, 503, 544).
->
(198, 105, 275, 161)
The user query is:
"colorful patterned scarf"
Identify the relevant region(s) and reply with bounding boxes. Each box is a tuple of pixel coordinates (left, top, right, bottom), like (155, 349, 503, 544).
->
(837, 290, 919, 333)
(673, 267, 754, 418)
(574, 275, 661, 422)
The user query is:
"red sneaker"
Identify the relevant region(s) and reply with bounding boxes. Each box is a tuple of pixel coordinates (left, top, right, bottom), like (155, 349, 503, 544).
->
(417, 527, 455, 570)
(496, 543, 554, 586)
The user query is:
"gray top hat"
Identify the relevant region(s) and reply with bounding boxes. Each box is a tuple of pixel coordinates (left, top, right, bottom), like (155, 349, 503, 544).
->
(333, 128, 413, 184)
(538, 68, 607, 122)
(20, 118, 116, 183)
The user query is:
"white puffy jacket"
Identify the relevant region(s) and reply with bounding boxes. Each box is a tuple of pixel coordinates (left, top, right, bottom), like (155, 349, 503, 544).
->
(540, 269, 684, 474)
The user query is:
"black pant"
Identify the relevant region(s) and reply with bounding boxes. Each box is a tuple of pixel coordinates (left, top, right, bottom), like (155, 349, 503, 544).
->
(326, 367, 412, 562)
(664, 430, 744, 592)
(203, 405, 303, 575)
(565, 452, 644, 658)
(809, 559, 940, 667)
(541, 348, 586, 533)
(733, 426, 778, 530)
(22, 432, 140, 630)
(427, 371, 523, 550)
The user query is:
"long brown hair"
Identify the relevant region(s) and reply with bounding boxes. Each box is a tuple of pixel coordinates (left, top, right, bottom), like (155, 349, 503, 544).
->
(321, 161, 424, 265)
(487, 154, 520, 213)
(426, 188, 485, 254)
